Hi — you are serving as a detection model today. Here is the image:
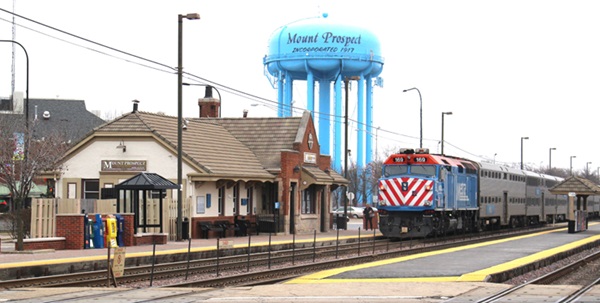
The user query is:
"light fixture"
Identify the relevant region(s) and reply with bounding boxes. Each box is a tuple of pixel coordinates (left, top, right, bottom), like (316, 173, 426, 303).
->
(116, 140, 126, 153)
(293, 165, 300, 173)
(441, 112, 452, 155)
(403, 87, 423, 148)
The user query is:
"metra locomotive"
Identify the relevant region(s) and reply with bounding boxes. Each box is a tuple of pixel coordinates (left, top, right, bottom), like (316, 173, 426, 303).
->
(377, 148, 599, 239)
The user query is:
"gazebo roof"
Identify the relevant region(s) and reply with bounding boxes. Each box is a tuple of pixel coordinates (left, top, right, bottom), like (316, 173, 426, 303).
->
(115, 172, 179, 190)
(549, 175, 600, 196)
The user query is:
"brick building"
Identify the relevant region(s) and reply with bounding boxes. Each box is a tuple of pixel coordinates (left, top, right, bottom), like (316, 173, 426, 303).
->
(53, 102, 347, 237)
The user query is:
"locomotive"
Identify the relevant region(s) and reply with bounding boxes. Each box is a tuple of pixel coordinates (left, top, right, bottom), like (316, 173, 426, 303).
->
(376, 148, 599, 239)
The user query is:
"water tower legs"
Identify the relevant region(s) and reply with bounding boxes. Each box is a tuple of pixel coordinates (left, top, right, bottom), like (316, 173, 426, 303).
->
(318, 81, 331, 156)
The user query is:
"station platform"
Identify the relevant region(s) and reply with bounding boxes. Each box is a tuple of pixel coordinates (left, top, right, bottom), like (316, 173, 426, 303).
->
(2, 223, 600, 302)
(288, 222, 600, 284)
(0, 220, 375, 273)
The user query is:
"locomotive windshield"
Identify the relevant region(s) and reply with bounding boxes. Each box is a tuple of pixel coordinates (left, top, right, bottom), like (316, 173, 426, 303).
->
(409, 165, 436, 177)
(383, 165, 436, 177)
(383, 165, 408, 177)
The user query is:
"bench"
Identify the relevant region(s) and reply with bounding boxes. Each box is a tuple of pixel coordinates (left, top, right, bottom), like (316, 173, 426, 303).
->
(233, 219, 254, 236)
(214, 220, 241, 237)
(198, 221, 226, 239)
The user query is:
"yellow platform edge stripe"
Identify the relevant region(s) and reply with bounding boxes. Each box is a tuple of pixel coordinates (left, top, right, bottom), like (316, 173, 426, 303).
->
(285, 226, 596, 284)
(0, 232, 380, 269)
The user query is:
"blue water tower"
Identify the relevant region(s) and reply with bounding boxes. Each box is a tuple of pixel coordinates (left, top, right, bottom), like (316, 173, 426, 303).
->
(264, 13, 384, 171)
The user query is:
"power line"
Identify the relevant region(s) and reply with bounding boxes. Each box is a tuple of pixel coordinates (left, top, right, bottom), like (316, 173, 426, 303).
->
(0, 8, 490, 162)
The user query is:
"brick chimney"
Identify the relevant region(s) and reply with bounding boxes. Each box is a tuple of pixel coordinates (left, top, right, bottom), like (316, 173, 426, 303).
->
(198, 86, 220, 118)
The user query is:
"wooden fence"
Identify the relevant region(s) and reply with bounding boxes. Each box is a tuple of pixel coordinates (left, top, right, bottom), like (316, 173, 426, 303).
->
(30, 198, 190, 241)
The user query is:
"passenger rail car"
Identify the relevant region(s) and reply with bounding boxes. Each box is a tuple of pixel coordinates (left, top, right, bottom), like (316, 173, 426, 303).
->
(377, 148, 597, 239)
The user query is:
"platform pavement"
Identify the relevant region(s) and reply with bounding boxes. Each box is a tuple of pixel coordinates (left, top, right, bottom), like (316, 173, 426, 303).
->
(0, 220, 376, 270)
(287, 222, 600, 285)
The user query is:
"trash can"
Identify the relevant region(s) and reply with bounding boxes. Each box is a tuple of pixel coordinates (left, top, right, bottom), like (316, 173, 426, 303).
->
(336, 214, 347, 230)
(182, 217, 190, 240)
(567, 220, 575, 233)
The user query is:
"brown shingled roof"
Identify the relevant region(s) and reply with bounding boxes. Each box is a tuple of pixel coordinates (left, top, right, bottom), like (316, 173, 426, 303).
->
(549, 175, 600, 196)
(211, 113, 306, 170)
(92, 111, 275, 181)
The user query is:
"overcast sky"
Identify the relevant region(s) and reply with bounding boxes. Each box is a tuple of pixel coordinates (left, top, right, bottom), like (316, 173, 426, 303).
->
(1, 0, 599, 173)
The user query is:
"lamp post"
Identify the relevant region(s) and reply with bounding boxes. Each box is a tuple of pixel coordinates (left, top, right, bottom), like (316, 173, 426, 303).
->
(549, 147, 556, 170)
(182, 83, 222, 117)
(570, 155, 576, 175)
(341, 76, 360, 227)
(0, 40, 29, 252)
(441, 112, 452, 155)
(520, 137, 529, 170)
(177, 13, 200, 242)
(403, 87, 422, 148)
(587, 161, 592, 174)
(342, 77, 350, 227)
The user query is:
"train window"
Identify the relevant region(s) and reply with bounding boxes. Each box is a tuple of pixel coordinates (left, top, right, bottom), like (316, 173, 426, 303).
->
(457, 165, 464, 173)
(526, 177, 540, 186)
(503, 173, 507, 179)
(383, 165, 408, 177)
(460, 162, 477, 174)
(410, 165, 436, 177)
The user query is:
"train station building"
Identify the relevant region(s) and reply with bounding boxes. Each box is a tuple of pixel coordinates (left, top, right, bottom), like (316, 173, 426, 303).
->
(52, 101, 347, 239)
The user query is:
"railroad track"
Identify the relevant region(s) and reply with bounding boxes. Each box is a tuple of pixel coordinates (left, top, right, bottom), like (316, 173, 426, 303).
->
(476, 249, 600, 303)
(0, 224, 566, 289)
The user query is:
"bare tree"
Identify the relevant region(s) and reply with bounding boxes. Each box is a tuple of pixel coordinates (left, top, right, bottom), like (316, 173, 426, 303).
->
(0, 115, 68, 250)
(342, 154, 387, 207)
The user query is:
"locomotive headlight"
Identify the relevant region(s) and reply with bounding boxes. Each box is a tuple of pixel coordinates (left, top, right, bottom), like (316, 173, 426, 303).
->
(425, 184, 432, 191)
(379, 182, 387, 191)
(424, 201, 432, 206)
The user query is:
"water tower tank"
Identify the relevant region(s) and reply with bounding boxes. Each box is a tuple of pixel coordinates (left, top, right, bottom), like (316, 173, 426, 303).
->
(264, 13, 384, 173)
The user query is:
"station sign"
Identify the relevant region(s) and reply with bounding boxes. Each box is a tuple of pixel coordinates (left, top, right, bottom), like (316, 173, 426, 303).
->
(101, 160, 147, 172)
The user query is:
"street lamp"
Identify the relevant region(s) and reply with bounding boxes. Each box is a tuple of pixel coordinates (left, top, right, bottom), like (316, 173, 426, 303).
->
(587, 161, 592, 173)
(177, 12, 200, 242)
(441, 112, 452, 155)
(341, 76, 359, 228)
(0, 40, 29, 252)
(520, 137, 529, 170)
(549, 147, 556, 170)
(403, 87, 422, 148)
(182, 83, 222, 117)
(570, 155, 576, 175)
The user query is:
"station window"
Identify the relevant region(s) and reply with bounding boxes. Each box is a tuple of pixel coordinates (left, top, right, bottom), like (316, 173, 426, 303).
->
(301, 187, 316, 214)
(218, 187, 225, 215)
(246, 187, 254, 215)
(83, 179, 99, 199)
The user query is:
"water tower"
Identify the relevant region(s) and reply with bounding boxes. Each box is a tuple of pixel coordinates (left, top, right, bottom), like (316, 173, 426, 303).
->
(263, 13, 384, 172)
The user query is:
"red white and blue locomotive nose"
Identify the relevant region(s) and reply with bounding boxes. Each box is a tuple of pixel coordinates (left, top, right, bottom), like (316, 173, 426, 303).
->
(378, 177, 433, 207)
